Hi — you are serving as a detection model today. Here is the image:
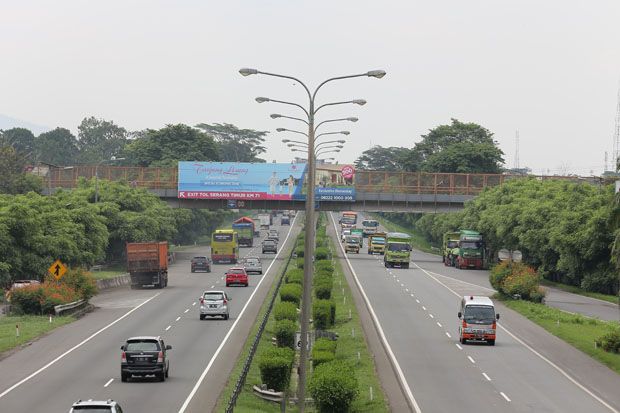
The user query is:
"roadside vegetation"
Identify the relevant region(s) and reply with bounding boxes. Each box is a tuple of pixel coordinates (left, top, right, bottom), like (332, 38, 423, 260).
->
(370, 213, 435, 253)
(0, 315, 75, 354)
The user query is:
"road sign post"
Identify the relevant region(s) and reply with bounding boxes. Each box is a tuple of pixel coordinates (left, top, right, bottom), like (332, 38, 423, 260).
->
(48, 259, 67, 281)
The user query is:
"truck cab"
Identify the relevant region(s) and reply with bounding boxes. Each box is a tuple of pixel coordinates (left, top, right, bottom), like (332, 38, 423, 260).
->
(368, 233, 386, 255)
(384, 232, 412, 268)
(344, 235, 361, 254)
(458, 296, 499, 345)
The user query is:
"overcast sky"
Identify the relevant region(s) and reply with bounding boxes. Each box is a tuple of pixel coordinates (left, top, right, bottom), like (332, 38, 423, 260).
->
(1, 0, 619, 175)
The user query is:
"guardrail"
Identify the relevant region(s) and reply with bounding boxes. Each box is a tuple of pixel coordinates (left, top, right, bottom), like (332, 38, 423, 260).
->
(224, 237, 297, 413)
(54, 299, 86, 316)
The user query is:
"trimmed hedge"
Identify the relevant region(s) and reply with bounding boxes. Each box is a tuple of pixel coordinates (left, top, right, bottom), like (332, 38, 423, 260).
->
(312, 350, 335, 368)
(295, 246, 305, 258)
(329, 300, 336, 325)
(313, 338, 337, 354)
(275, 319, 297, 349)
(313, 299, 333, 330)
(490, 261, 545, 302)
(286, 268, 304, 285)
(596, 329, 620, 354)
(280, 283, 302, 305)
(274, 301, 298, 322)
(315, 260, 334, 274)
(315, 247, 331, 260)
(296, 257, 305, 269)
(258, 347, 295, 391)
(309, 361, 359, 412)
(315, 283, 332, 300)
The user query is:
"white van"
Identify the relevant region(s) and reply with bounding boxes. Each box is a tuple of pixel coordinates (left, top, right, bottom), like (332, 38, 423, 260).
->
(457, 296, 499, 346)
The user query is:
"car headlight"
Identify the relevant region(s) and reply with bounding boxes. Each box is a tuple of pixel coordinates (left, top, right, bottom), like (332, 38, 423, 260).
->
(485, 329, 495, 334)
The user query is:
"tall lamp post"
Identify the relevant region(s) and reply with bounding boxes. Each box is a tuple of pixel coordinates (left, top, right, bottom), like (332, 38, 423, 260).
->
(95, 156, 125, 203)
(240, 68, 385, 411)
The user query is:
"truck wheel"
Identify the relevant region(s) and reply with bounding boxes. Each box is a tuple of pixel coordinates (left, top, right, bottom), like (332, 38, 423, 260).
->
(200, 314, 205, 320)
(158, 371, 165, 382)
(191, 269, 195, 273)
(207, 267, 211, 273)
(488, 339, 495, 346)
(130, 284, 136, 290)
(121, 372, 128, 382)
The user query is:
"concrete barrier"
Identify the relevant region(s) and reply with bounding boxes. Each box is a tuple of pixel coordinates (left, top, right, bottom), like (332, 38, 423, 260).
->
(96, 274, 131, 290)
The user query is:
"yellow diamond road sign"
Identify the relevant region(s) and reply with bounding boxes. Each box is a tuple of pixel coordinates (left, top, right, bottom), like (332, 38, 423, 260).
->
(48, 259, 67, 281)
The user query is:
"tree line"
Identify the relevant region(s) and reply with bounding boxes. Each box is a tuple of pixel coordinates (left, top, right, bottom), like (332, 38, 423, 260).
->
(385, 178, 619, 294)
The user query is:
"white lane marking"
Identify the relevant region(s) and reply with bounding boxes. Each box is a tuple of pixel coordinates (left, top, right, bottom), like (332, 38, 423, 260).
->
(468, 356, 476, 364)
(0, 292, 162, 399)
(429, 314, 434, 319)
(192, 302, 197, 306)
(175, 316, 181, 322)
(413, 261, 619, 413)
(165, 325, 171, 331)
(483, 373, 491, 381)
(210, 285, 214, 288)
(446, 332, 452, 338)
(456, 344, 463, 350)
(416, 299, 420, 303)
(500, 392, 511, 402)
(405, 288, 409, 292)
(410, 294, 414, 297)
(178, 215, 297, 413)
(422, 306, 427, 311)
(104, 378, 114, 388)
(184, 309, 189, 313)
(328, 213, 422, 413)
(436, 322, 442, 327)
(400, 283, 404, 287)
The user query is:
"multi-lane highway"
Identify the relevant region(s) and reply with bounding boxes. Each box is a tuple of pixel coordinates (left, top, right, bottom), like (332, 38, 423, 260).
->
(0, 217, 299, 413)
(329, 212, 620, 413)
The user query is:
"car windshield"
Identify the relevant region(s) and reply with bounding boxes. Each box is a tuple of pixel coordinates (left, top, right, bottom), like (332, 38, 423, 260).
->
(447, 241, 458, 248)
(362, 220, 379, 227)
(246, 259, 259, 265)
(229, 269, 245, 274)
(372, 237, 386, 244)
(72, 407, 113, 412)
(388, 243, 409, 251)
(193, 256, 207, 260)
(204, 293, 224, 301)
(464, 305, 495, 324)
(461, 241, 482, 249)
(264, 241, 275, 245)
(125, 340, 159, 351)
(345, 236, 359, 243)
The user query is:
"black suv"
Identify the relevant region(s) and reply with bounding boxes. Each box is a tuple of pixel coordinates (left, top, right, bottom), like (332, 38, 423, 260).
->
(190, 256, 211, 273)
(121, 336, 171, 382)
(262, 239, 277, 254)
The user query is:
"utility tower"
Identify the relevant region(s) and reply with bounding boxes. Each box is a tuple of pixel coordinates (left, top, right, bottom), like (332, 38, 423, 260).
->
(514, 130, 520, 169)
(614, 86, 620, 171)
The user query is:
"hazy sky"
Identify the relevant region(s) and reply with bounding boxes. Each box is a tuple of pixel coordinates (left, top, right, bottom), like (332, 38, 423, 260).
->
(2, 0, 620, 175)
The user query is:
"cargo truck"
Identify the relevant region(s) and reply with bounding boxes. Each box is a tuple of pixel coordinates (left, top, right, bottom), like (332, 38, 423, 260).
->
(442, 231, 461, 266)
(384, 232, 412, 268)
(344, 235, 361, 254)
(455, 230, 485, 270)
(368, 232, 387, 255)
(258, 214, 271, 230)
(350, 228, 364, 247)
(232, 217, 255, 247)
(126, 242, 168, 289)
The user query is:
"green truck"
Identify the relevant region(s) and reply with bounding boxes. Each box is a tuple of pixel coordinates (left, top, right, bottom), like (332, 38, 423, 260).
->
(351, 228, 364, 247)
(384, 232, 412, 268)
(446, 230, 485, 270)
(442, 231, 461, 266)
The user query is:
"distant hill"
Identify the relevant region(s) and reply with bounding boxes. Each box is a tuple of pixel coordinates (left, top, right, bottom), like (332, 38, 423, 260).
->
(0, 113, 49, 135)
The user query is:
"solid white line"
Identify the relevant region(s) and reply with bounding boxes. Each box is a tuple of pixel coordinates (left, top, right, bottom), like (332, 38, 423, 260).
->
(184, 309, 189, 313)
(175, 316, 181, 322)
(429, 314, 434, 319)
(178, 215, 298, 413)
(192, 302, 196, 306)
(401, 283, 404, 287)
(412, 262, 619, 413)
(456, 344, 463, 350)
(446, 332, 452, 338)
(104, 378, 114, 388)
(405, 288, 409, 292)
(436, 322, 442, 327)
(416, 299, 420, 303)
(483, 373, 491, 381)
(328, 213, 422, 413)
(0, 292, 161, 399)
(410, 293, 414, 297)
(210, 285, 214, 288)
(468, 356, 476, 364)
(422, 306, 427, 311)
(500, 392, 511, 402)
(165, 325, 171, 331)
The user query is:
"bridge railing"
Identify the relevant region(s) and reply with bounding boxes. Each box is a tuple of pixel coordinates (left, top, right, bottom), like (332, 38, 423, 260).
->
(49, 166, 178, 189)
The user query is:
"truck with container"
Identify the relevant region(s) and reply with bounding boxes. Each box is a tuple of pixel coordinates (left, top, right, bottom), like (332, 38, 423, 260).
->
(126, 242, 168, 289)
(443, 231, 461, 266)
(339, 211, 358, 229)
(344, 235, 361, 254)
(232, 217, 255, 247)
(351, 228, 364, 247)
(454, 230, 485, 270)
(258, 214, 271, 230)
(361, 219, 379, 237)
(384, 232, 412, 268)
(368, 232, 387, 255)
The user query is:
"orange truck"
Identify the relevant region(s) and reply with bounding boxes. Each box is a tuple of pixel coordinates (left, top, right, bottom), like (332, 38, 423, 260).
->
(126, 242, 169, 289)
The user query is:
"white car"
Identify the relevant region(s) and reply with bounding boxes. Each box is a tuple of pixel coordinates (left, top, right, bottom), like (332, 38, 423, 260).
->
(200, 290, 230, 320)
(341, 229, 351, 243)
(242, 256, 263, 274)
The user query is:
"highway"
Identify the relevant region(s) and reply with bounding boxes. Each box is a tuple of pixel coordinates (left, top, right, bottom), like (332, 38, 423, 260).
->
(329, 212, 620, 413)
(0, 216, 299, 413)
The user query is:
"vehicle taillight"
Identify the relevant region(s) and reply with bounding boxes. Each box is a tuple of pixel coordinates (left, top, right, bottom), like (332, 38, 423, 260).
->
(199, 297, 204, 304)
(462, 320, 468, 329)
(223, 299, 227, 304)
(492, 321, 496, 330)
(157, 351, 164, 363)
(121, 351, 127, 364)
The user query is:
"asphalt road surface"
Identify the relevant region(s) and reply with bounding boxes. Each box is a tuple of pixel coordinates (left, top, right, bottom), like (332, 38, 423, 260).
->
(0, 215, 299, 413)
(330, 213, 620, 413)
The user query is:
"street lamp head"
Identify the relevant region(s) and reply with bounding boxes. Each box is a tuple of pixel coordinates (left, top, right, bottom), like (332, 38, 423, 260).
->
(239, 68, 258, 76)
(336, 145, 344, 148)
(276, 128, 286, 132)
(340, 131, 350, 135)
(287, 143, 295, 147)
(337, 140, 346, 144)
(255, 97, 270, 103)
(347, 117, 359, 122)
(352, 99, 367, 106)
(367, 69, 387, 79)
(282, 139, 291, 143)
(270, 114, 282, 119)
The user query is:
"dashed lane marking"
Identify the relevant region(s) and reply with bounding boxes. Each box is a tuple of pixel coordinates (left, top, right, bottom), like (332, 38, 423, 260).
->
(165, 325, 171, 331)
(104, 378, 114, 388)
(500, 392, 511, 402)
(483, 373, 491, 381)
(468, 356, 476, 364)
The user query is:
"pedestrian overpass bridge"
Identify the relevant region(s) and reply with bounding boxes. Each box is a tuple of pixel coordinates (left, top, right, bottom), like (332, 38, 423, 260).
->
(42, 166, 595, 213)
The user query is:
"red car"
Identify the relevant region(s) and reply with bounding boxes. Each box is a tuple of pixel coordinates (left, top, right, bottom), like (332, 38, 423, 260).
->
(225, 267, 248, 287)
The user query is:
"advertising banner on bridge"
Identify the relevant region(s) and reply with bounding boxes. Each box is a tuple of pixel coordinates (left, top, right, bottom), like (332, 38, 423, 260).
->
(177, 162, 356, 201)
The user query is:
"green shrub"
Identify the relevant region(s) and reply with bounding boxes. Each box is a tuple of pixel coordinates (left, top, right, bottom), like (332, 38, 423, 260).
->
(315, 283, 332, 300)
(329, 300, 336, 325)
(312, 350, 335, 368)
(286, 268, 304, 285)
(313, 337, 337, 354)
(597, 329, 620, 353)
(309, 361, 359, 412)
(274, 301, 298, 322)
(295, 246, 305, 258)
(11, 283, 80, 314)
(490, 261, 545, 302)
(296, 257, 305, 269)
(315, 247, 330, 260)
(275, 319, 297, 349)
(580, 271, 619, 295)
(313, 299, 332, 329)
(64, 268, 98, 299)
(316, 236, 327, 248)
(314, 272, 333, 286)
(280, 283, 302, 305)
(489, 261, 512, 291)
(315, 260, 334, 274)
(258, 347, 295, 391)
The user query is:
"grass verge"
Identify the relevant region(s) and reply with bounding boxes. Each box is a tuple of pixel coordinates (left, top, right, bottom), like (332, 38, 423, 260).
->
(369, 213, 437, 254)
(500, 298, 620, 374)
(540, 279, 619, 305)
(90, 264, 127, 280)
(0, 315, 75, 354)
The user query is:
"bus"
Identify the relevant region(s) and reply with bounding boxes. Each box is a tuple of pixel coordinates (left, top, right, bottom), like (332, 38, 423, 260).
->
(361, 219, 379, 236)
(340, 211, 358, 229)
(211, 229, 239, 264)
